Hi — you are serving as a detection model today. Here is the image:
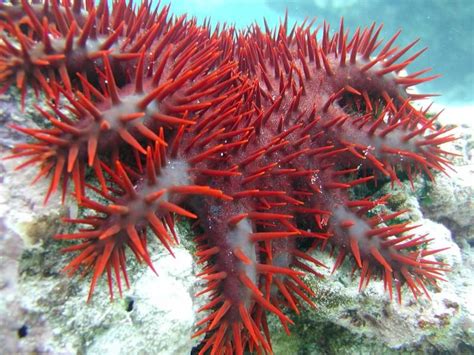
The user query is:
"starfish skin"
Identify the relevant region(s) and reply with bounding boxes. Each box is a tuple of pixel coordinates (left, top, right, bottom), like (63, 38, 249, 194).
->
(2, 1, 456, 354)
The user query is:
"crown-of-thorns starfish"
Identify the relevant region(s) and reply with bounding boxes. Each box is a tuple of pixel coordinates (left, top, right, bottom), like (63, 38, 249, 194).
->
(2, 1, 455, 354)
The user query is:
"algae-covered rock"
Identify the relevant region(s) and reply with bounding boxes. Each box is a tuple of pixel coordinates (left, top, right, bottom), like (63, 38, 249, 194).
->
(422, 105, 474, 245)
(0, 88, 68, 353)
(18, 245, 202, 355)
(421, 168, 474, 245)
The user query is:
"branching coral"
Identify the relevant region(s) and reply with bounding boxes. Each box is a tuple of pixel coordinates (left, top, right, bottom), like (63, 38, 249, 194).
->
(2, 1, 456, 354)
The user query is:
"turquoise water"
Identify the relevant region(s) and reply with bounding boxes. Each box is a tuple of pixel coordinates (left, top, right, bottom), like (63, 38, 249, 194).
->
(164, 0, 474, 106)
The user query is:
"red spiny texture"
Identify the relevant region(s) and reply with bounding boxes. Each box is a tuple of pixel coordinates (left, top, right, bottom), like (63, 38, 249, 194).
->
(7, 19, 239, 204)
(0, 0, 172, 106)
(2, 2, 456, 354)
(55, 140, 233, 301)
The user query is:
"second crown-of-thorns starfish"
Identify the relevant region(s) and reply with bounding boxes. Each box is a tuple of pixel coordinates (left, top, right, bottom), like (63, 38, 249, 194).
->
(1, 0, 457, 353)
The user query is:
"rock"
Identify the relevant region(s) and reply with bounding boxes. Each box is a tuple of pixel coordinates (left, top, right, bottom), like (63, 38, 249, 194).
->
(418, 105, 474, 244)
(421, 167, 474, 246)
(9, 237, 201, 354)
(0, 218, 24, 353)
(85, 248, 202, 355)
(0, 91, 67, 353)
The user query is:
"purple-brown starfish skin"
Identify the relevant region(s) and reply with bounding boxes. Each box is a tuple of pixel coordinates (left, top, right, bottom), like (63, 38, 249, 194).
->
(2, 1, 456, 354)
(183, 21, 454, 352)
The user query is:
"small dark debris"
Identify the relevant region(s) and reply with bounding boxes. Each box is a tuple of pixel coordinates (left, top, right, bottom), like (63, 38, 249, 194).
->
(191, 343, 205, 354)
(126, 298, 134, 312)
(17, 324, 28, 338)
(443, 298, 460, 311)
(362, 312, 380, 326)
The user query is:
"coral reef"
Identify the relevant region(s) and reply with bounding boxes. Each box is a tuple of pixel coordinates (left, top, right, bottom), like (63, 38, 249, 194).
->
(0, 1, 460, 353)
